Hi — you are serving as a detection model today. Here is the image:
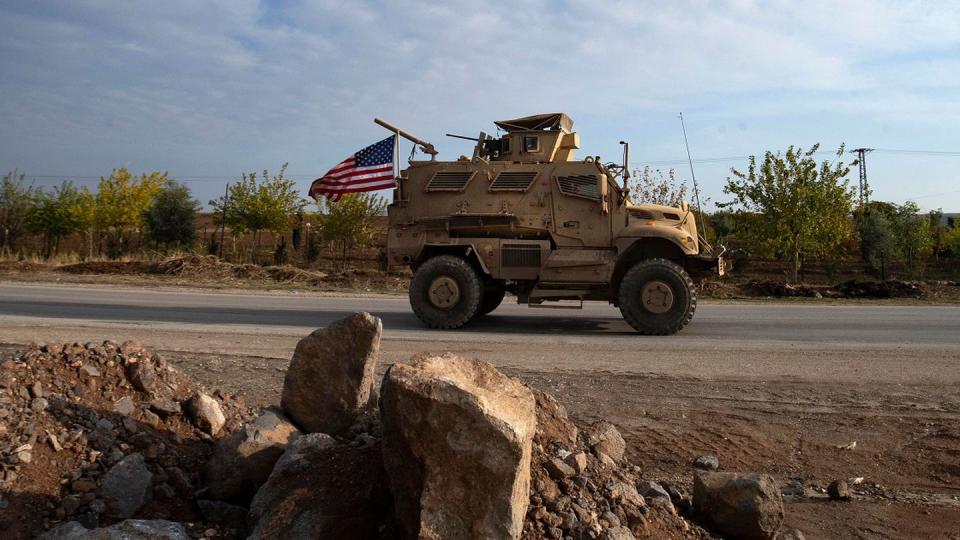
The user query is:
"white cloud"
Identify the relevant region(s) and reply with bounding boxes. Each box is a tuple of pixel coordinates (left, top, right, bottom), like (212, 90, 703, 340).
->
(1, 0, 958, 207)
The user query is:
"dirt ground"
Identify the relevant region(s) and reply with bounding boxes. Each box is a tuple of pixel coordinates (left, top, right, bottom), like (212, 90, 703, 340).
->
(106, 348, 958, 540)
(1, 340, 958, 539)
(0, 256, 409, 295)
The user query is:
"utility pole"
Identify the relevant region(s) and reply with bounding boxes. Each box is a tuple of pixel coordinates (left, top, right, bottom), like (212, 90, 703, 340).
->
(218, 183, 229, 259)
(850, 148, 873, 210)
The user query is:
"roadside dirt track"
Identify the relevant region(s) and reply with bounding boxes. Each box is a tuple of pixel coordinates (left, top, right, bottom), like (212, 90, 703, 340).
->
(2, 282, 959, 538)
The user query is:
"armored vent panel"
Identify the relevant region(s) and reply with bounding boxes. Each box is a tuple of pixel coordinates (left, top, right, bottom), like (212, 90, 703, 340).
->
(489, 171, 538, 191)
(556, 175, 600, 200)
(502, 244, 542, 267)
(425, 171, 475, 192)
(630, 209, 655, 220)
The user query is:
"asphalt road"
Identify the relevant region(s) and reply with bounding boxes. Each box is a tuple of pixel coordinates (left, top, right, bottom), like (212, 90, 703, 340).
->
(2, 282, 958, 383)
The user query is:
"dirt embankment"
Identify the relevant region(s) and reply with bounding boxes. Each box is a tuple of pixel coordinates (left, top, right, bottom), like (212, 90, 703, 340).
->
(0, 255, 408, 293)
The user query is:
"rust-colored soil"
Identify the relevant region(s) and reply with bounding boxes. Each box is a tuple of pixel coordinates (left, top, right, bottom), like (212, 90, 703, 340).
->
(134, 350, 960, 540)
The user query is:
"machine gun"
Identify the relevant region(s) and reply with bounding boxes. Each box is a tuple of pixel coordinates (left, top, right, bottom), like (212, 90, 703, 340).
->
(374, 117, 438, 160)
(445, 132, 504, 159)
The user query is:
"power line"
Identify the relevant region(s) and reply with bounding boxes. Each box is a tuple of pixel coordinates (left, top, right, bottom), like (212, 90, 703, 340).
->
(910, 189, 960, 200)
(15, 147, 960, 181)
(19, 174, 322, 183)
(872, 148, 960, 156)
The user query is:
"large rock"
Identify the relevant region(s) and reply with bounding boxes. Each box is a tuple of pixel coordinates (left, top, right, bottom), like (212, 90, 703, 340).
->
(126, 360, 157, 393)
(38, 519, 188, 539)
(693, 471, 784, 540)
(281, 313, 382, 434)
(185, 392, 225, 435)
(248, 433, 390, 540)
(381, 353, 536, 540)
(99, 453, 153, 519)
(588, 421, 626, 463)
(205, 406, 300, 501)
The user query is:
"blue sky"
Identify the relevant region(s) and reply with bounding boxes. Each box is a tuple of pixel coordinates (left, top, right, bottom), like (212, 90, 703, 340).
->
(2, 0, 959, 211)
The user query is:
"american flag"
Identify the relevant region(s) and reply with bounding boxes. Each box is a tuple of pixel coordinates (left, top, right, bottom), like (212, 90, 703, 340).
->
(309, 135, 397, 201)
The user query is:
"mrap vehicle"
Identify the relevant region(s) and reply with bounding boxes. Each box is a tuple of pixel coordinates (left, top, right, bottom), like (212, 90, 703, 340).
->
(381, 113, 725, 335)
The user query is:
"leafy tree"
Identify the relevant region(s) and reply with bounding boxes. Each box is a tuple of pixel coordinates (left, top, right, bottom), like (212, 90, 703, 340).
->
(630, 167, 688, 207)
(856, 204, 897, 277)
(0, 170, 35, 254)
(95, 168, 167, 257)
(944, 224, 960, 258)
(927, 209, 948, 258)
(210, 163, 306, 258)
(719, 144, 856, 282)
(27, 181, 94, 257)
(143, 181, 200, 250)
(319, 193, 387, 265)
(894, 201, 933, 276)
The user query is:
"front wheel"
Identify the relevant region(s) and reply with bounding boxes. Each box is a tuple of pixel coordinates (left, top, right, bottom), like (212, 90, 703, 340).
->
(618, 258, 697, 335)
(409, 255, 482, 329)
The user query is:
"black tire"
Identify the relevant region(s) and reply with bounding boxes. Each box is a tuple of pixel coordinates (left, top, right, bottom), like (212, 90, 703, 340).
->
(409, 255, 482, 329)
(618, 258, 697, 335)
(476, 282, 506, 317)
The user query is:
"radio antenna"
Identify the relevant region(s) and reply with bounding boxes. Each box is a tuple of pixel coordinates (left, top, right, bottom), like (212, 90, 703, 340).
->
(679, 112, 710, 250)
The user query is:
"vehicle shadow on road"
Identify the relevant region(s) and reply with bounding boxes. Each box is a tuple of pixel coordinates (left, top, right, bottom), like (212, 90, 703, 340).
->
(0, 300, 642, 336)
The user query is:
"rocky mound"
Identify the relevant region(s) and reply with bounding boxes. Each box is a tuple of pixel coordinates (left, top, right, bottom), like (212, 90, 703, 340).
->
(0, 340, 252, 538)
(743, 279, 925, 299)
(4, 314, 791, 539)
(525, 393, 705, 539)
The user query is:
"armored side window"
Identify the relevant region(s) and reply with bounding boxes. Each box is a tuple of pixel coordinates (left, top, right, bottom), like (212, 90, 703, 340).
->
(501, 137, 511, 153)
(490, 171, 538, 192)
(523, 136, 539, 153)
(556, 174, 601, 201)
(425, 170, 476, 192)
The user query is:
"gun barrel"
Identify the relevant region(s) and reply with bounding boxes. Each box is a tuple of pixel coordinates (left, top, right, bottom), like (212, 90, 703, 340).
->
(445, 133, 480, 142)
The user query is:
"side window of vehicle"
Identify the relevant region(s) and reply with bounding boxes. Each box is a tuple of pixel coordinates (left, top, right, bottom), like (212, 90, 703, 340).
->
(556, 174, 601, 201)
(523, 136, 539, 153)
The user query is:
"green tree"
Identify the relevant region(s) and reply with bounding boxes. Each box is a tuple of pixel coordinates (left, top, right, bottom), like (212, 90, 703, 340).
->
(630, 167, 688, 207)
(143, 181, 200, 250)
(27, 181, 93, 257)
(927, 209, 948, 258)
(944, 224, 960, 258)
(856, 204, 897, 277)
(95, 168, 167, 257)
(894, 201, 933, 276)
(0, 170, 35, 254)
(210, 163, 306, 259)
(719, 144, 856, 282)
(319, 193, 387, 265)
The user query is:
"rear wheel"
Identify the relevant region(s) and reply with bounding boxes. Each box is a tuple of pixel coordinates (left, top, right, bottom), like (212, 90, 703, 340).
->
(618, 258, 696, 335)
(476, 282, 506, 317)
(409, 255, 482, 329)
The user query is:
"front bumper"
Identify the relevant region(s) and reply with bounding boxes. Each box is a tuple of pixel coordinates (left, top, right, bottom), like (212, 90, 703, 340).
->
(686, 253, 730, 277)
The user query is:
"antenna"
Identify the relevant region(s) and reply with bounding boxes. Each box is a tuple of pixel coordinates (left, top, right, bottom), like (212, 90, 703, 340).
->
(679, 113, 709, 250)
(679, 113, 703, 214)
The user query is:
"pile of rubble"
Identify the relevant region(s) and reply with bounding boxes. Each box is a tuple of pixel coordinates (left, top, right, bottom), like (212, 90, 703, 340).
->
(0, 340, 251, 538)
(744, 279, 926, 299)
(2, 314, 799, 539)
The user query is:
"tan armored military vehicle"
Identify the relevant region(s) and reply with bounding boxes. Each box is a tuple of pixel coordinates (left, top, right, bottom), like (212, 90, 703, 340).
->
(381, 113, 725, 335)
